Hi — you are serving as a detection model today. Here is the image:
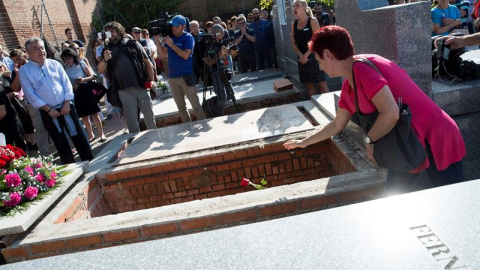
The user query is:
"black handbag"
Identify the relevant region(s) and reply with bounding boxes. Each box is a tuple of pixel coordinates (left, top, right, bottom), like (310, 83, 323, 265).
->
(87, 81, 107, 103)
(183, 73, 199, 86)
(350, 58, 428, 172)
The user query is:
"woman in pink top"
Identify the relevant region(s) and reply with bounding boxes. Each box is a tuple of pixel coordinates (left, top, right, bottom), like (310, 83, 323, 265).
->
(284, 26, 466, 195)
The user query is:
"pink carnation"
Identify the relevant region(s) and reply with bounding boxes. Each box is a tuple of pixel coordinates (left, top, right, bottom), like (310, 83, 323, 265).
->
(23, 186, 38, 200)
(50, 171, 58, 179)
(45, 178, 55, 188)
(241, 177, 250, 187)
(5, 173, 22, 187)
(34, 174, 45, 183)
(24, 166, 34, 176)
(35, 162, 42, 169)
(4, 192, 21, 207)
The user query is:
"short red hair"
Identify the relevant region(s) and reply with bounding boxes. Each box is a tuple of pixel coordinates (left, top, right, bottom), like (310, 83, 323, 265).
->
(309, 26, 354, 60)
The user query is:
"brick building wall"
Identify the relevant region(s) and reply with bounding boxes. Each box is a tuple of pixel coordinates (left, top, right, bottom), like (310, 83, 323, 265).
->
(0, 0, 98, 59)
(0, 0, 262, 58)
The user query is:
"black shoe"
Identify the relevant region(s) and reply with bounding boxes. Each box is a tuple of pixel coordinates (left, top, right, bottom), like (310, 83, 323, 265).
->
(27, 142, 38, 151)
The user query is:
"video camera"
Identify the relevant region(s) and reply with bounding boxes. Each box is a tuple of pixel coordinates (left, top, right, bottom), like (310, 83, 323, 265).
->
(432, 35, 467, 79)
(199, 35, 238, 118)
(200, 35, 238, 56)
(149, 11, 174, 37)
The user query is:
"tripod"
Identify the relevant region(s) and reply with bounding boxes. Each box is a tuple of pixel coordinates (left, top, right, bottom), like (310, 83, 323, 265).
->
(202, 41, 239, 117)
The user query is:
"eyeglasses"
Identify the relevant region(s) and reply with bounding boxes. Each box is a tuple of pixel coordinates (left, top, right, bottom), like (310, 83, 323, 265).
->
(238, 22, 246, 25)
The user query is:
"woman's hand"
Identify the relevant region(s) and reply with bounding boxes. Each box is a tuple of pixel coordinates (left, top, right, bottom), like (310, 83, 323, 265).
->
(283, 140, 306, 150)
(365, 144, 378, 166)
(299, 54, 308, 65)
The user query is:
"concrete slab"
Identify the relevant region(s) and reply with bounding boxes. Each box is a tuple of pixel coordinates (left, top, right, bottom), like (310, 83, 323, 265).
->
(311, 91, 341, 120)
(230, 68, 284, 85)
(4, 180, 477, 269)
(0, 162, 88, 235)
(118, 104, 314, 165)
(149, 78, 296, 120)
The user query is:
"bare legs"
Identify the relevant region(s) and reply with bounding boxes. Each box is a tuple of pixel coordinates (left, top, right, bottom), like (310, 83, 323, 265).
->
(306, 81, 330, 97)
(81, 113, 105, 141)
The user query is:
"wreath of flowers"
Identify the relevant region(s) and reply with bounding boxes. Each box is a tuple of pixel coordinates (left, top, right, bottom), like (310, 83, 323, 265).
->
(0, 145, 63, 216)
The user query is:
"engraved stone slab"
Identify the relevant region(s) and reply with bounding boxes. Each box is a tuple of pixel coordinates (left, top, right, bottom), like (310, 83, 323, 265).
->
(0, 162, 88, 235)
(118, 104, 313, 165)
(3, 180, 478, 269)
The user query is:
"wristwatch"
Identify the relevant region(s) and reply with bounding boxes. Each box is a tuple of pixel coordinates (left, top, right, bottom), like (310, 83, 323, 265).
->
(364, 135, 374, 145)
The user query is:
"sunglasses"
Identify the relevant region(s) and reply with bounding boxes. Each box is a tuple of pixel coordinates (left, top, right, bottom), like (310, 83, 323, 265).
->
(134, 32, 141, 34)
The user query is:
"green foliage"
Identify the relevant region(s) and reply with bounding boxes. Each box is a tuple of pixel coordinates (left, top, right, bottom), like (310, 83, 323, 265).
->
(314, 0, 335, 10)
(96, 0, 183, 31)
(259, 0, 274, 11)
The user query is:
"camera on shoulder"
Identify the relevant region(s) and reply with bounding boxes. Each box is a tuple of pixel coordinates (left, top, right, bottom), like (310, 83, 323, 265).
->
(149, 11, 174, 37)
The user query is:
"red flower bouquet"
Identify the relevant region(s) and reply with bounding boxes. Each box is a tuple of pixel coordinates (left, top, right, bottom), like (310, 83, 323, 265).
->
(0, 145, 62, 216)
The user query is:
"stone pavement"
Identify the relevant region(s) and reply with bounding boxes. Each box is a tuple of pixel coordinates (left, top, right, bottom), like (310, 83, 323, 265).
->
(3, 180, 477, 269)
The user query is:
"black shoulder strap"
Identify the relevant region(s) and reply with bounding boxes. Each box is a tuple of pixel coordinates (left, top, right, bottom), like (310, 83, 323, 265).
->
(352, 57, 382, 114)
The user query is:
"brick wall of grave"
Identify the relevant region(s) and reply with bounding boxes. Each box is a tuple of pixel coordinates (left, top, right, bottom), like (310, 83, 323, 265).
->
(90, 140, 355, 215)
(54, 178, 111, 224)
(2, 141, 382, 263)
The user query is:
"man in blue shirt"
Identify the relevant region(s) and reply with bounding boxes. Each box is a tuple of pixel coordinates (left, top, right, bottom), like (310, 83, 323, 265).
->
(234, 16, 256, 73)
(251, 8, 272, 70)
(19, 37, 93, 164)
(156, 15, 206, 123)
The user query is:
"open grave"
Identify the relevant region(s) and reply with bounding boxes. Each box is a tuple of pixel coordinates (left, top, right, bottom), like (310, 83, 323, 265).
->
(1, 95, 384, 263)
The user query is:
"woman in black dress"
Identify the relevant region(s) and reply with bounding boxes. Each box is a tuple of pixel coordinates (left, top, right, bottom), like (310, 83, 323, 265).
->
(290, 0, 329, 99)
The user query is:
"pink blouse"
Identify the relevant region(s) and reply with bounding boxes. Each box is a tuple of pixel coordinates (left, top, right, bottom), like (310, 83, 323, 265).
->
(339, 54, 466, 172)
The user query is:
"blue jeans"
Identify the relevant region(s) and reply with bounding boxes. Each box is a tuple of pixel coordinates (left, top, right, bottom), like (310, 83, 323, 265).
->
(385, 141, 465, 195)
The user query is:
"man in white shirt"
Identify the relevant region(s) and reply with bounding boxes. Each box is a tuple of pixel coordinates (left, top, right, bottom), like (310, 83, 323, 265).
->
(19, 37, 93, 164)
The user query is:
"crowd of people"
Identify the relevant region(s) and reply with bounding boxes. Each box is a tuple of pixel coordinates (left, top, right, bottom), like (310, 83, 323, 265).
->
(0, 0, 469, 196)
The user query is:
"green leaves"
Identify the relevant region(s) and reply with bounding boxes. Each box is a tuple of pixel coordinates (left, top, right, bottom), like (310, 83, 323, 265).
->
(260, 179, 268, 186)
(97, 0, 183, 31)
(259, 0, 273, 10)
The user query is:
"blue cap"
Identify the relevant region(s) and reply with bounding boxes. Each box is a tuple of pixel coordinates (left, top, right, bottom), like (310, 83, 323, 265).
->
(171, 15, 186, 26)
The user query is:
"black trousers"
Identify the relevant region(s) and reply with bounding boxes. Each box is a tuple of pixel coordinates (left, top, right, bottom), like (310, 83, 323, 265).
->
(40, 103, 93, 164)
(238, 52, 256, 73)
(1, 117, 27, 152)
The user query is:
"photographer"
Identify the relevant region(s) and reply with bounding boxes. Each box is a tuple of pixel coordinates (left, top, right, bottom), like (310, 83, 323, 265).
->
(155, 15, 206, 123)
(97, 21, 157, 134)
(194, 24, 236, 117)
